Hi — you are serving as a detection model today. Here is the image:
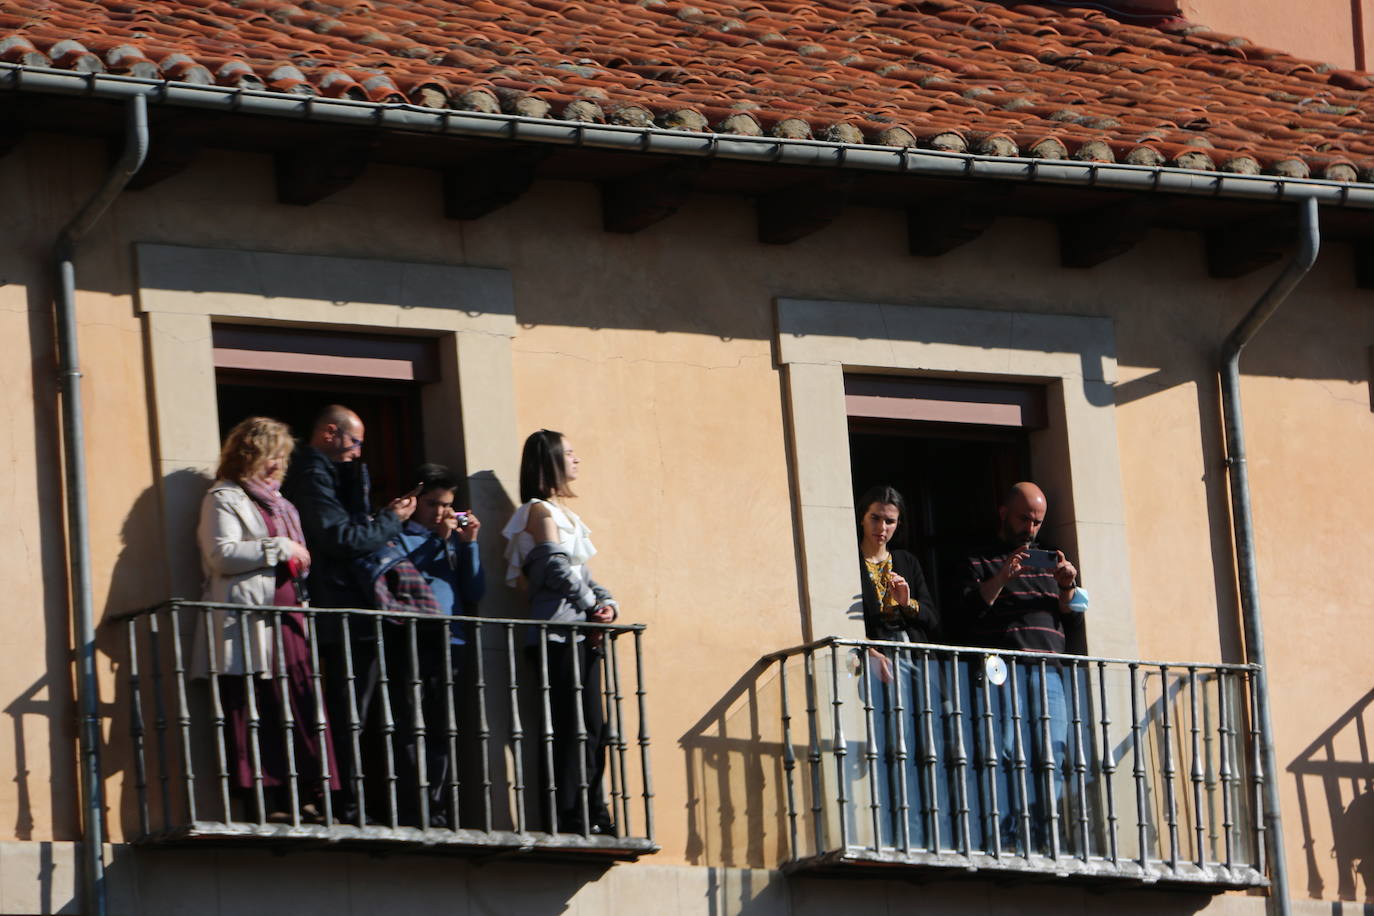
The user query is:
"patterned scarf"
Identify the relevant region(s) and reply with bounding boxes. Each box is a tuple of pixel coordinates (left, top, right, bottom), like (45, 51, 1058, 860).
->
(241, 476, 309, 573)
(373, 558, 442, 615)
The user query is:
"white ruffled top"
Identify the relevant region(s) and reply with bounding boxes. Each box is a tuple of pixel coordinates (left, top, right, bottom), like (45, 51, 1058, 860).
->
(501, 498, 598, 587)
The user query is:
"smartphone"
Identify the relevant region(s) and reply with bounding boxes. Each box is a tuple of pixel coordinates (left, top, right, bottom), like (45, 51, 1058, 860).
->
(1023, 548, 1058, 570)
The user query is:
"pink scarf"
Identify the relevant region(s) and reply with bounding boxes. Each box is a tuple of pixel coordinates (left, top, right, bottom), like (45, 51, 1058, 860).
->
(240, 476, 309, 573)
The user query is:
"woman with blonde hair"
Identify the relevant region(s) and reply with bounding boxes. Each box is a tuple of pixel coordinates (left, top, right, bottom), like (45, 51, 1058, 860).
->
(192, 416, 337, 822)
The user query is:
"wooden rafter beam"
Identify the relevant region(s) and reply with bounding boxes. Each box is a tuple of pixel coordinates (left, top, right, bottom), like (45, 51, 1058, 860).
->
(1206, 214, 1295, 279)
(757, 175, 853, 245)
(442, 147, 549, 220)
(275, 131, 377, 206)
(907, 185, 1011, 257)
(601, 160, 706, 234)
(1058, 197, 1161, 269)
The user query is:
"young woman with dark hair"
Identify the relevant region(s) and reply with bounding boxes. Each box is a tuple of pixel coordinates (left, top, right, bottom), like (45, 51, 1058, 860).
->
(502, 429, 618, 835)
(855, 483, 949, 851)
(856, 483, 940, 649)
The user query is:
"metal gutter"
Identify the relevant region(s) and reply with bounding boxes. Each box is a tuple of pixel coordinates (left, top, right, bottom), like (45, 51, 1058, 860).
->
(53, 93, 149, 916)
(1219, 195, 1321, 916)
(5, 63, 1374, 208)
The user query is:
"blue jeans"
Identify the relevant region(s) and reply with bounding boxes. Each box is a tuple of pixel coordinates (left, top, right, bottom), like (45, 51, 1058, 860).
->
(983, 660, 1068, 853)
(865, 650, 953, 851)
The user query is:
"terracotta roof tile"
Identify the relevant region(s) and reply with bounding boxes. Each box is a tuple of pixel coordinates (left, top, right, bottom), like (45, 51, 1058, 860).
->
(6, 0, 1374, 180)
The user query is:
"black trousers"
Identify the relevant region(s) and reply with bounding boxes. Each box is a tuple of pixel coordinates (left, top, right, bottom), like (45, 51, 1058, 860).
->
(537, 638, 610, 832)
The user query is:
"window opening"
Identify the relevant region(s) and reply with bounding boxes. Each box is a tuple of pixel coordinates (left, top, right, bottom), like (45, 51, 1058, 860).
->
(846, 375, 1040, 623)
(213, 325, 431, 506)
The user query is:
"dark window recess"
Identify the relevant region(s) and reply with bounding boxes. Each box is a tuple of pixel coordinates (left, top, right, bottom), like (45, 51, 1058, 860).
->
(847, 379, 1038, 625)
(214, 326, 430, 508)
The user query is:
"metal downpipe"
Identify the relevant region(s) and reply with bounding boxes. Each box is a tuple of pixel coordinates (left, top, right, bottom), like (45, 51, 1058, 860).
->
(54, 93, 148, 916)
(1219, 195, 1320, 916)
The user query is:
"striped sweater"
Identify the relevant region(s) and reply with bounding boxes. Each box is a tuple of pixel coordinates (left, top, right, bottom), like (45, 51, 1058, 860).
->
(957, 541, 1072, 655)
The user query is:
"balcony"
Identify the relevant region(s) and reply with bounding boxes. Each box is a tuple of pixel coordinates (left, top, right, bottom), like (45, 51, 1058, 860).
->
(116, 600, 657, 860)
(760, 638, 1268, 889)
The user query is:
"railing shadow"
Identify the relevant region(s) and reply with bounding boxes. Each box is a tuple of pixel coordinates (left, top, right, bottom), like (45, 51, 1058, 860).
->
(1287, 686, 1374, 903)
(680, 660, 792, 869)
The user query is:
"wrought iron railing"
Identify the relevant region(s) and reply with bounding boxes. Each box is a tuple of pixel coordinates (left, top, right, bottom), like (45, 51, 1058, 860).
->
(117, 600, 655, 857)
(761, 638, 1267, 889)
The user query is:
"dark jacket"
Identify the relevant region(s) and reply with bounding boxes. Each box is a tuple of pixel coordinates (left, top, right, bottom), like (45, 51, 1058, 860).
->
(860, 548, 941, 644)
(281, 444, 403, 611)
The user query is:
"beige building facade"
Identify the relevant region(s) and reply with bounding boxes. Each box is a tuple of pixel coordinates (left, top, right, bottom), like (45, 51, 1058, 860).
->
(0, 108, 1371, 914)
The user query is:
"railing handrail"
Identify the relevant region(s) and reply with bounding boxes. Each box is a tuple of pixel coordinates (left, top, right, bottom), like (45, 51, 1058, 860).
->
(113, 598, 647, 631)
(761, 635, 1259, 673)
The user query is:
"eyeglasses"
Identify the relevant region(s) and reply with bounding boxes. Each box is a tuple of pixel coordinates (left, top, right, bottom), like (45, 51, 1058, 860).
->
(341, 431, 364, 450)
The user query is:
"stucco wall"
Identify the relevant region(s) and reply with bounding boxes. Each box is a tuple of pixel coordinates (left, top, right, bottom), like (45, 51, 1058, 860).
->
(0, 130, 1370, 908)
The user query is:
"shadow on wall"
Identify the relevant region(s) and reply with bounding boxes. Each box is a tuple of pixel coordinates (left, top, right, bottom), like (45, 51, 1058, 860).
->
(681, 661, 792, 871)
(100, 473, 210, 840)
(11, 274, 85, 845)
(1288, 687, 1374, 903)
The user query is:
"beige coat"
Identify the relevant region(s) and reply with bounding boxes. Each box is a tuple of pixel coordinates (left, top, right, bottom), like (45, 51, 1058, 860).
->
(190, 480, 297, 679)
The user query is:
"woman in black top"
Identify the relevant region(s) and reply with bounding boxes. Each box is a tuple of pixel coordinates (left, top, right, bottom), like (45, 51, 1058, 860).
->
(855, 484, 950, 851)
(857, 484, 940, 646)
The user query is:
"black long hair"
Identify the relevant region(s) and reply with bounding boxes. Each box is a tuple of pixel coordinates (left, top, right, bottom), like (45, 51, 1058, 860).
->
(855, 484, 908, 550)
(519, 429, 574, 503)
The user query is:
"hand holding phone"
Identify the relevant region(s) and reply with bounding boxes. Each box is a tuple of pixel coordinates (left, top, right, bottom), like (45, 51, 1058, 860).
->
(1023, 548, 1058, 571)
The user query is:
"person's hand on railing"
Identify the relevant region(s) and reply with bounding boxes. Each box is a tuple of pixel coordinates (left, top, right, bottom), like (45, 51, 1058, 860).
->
(867, 646, 894, 684)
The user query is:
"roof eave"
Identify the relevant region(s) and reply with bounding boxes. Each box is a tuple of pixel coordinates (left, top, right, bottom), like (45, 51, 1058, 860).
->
(6, 63, 1374, 210)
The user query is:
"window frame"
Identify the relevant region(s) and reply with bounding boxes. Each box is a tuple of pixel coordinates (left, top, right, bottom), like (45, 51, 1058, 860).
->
(775, 296, 1139, 659)
(136, 243, 520, 608)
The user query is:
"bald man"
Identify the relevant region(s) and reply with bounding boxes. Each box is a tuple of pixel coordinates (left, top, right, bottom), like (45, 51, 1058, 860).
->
(282, 404, 418, 610)
(961, 482, 1080, 653)
(956, 481, 1083, 853)
(282, 404, 422, 822)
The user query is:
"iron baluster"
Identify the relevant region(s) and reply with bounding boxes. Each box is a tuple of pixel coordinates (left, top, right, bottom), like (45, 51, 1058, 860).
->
(779, 655, 799, 859)
(505, 623, 525, 834)
(1098, 660, 1119, 865)
(948, 651, 971, 857)
(1037, 658, 1059, 860)
(858, 647, 881, 851)
(271, 611, 301, 827)
(1129, 663, 1149, 870)
(304, 612, 333, 827)
(918, 649, 939, 853)
(1069, 659, 1089, 862)
(125, 619, 150, 837)
(200, 607, 230, 822)
(632, 627, 654, 843)
(473, 618, 493, 833)
(1159, 666, 1180, 873)
(537, 625, 557, 834)
(145, 611, 172, 831)
(373, 616, 399, 829)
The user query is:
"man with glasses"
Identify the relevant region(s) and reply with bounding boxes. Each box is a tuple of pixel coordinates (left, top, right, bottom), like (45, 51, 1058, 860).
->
(282, 403, 419, 822)
(284, 404, 418, 608)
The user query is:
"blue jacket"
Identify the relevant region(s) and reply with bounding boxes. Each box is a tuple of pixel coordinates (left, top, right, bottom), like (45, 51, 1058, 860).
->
(398, 522, 486, 644)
